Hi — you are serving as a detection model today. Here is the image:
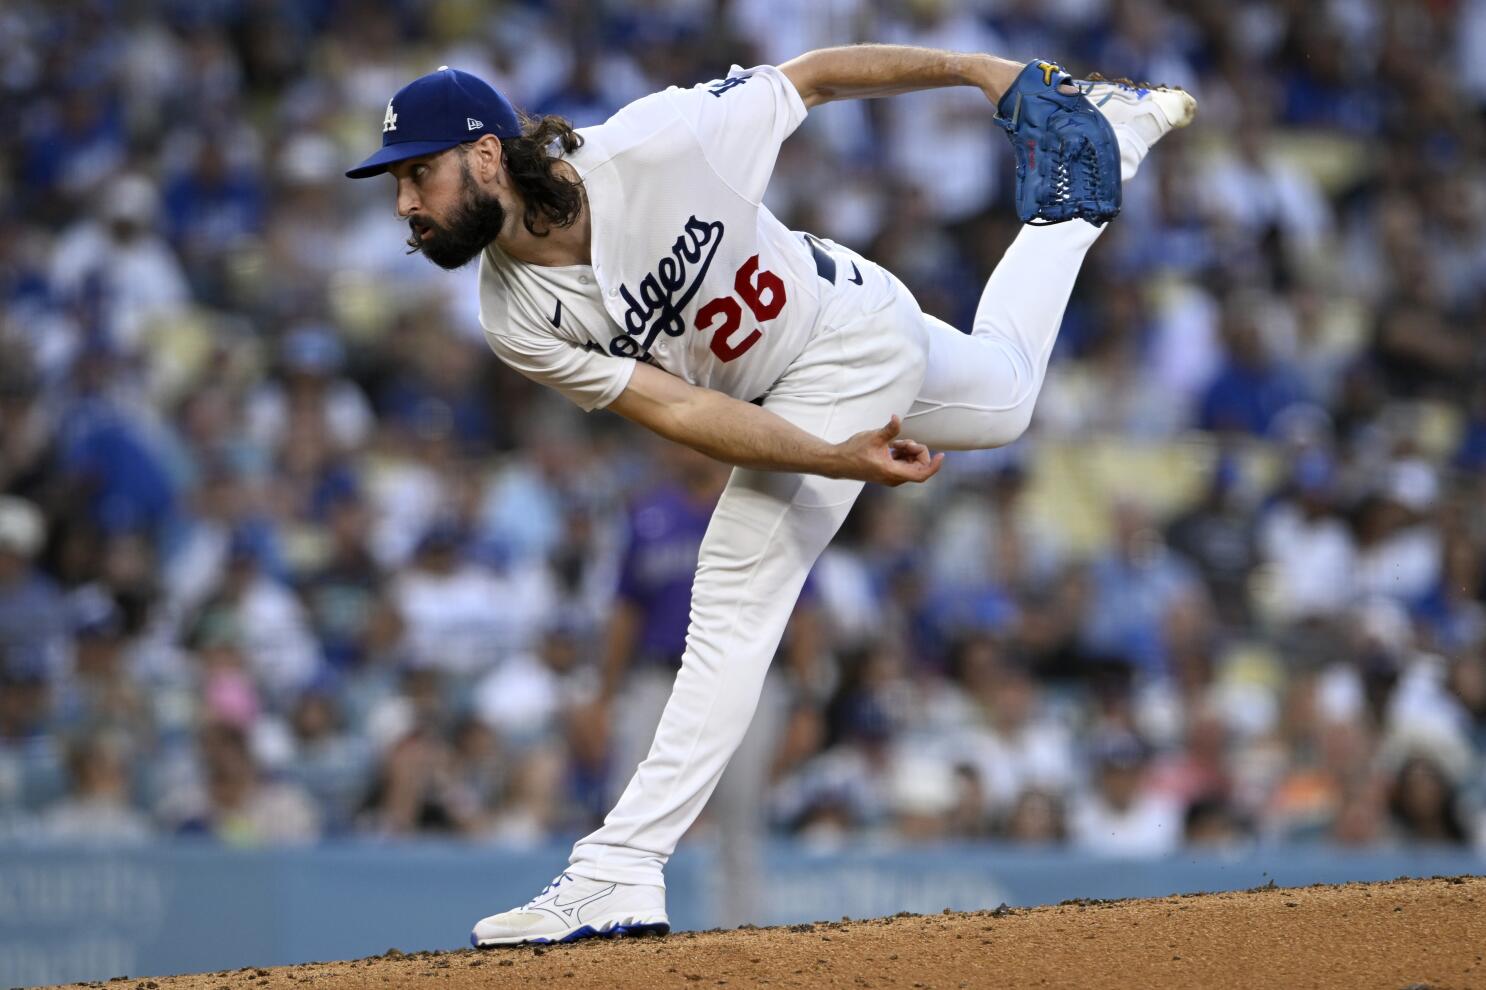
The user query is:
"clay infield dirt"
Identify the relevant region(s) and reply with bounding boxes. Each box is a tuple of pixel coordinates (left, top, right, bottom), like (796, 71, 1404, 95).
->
(45, 875, 1486, 990)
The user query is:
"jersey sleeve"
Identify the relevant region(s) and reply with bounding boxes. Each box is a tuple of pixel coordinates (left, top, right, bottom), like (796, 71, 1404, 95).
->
(484, 322, 635, 413)
(664, 63, 808, 204)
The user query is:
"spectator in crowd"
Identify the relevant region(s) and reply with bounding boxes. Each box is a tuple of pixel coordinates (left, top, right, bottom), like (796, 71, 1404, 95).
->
(1257, 450, 1357, 621)
(295, 483, 401, 673)
(390, 521, 554, 678)
(1002, 788, 1067, 845)
(1183, 797, 1247, 849)
(1265, 686, 1378, 842)
(359, 722, 481, 838)
(1080, 503, 1205, 679)
(1387, 753, 1474, 846)
(0, 669, 66, 829)
(0, 362, 51, 502)
(49, 173, 190, 352)
(171, 723, 321, 845)
(161, 138, 264, 300)
(1068, 732, 1183, 857)
(951, 649, 1075, 822)
(773, 688, 897, 843)
(1352, 462, 1443, 607)
(40, 732, 154, 844)
(54, 341, 181, 541)
(1165, 454, 1259, 628)
(476, 625, 590, 752)
(184, 531, 320, 702)
(245, 323, 374, 457)
(283, 689, 375, 836)
(1197, 298, 1310, 437)
(0, 496, 70, 682)
(52, 586, 150, 740)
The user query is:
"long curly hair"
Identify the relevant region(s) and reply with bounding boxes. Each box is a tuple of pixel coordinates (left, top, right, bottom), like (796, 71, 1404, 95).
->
(500, 111, 584, 236)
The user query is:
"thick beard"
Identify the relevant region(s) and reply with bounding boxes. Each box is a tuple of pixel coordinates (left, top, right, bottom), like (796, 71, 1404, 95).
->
(408, 161, 507, 270)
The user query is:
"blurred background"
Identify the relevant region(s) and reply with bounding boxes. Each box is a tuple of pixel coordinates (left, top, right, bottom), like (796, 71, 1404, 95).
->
(3, 0, 1486, 982)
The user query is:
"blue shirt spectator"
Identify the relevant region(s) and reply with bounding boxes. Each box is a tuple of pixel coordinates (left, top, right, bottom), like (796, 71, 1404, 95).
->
(58, 388, 180, 537)
(163, 144, 264, 250)
(1198, 306, 1308, 436)
(1081, 505, 1202, 679)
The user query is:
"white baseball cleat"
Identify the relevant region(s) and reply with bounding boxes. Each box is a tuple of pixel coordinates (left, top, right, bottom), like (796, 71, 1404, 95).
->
(470, 872, 670, 947)
(1079, 74, 1198, 180)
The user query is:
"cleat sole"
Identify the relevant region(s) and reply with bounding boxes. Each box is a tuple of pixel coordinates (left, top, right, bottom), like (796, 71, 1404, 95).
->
(472, 920, 670, 948)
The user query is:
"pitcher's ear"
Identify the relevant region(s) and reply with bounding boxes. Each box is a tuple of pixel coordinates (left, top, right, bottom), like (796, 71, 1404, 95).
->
(468, 133, 505, 182)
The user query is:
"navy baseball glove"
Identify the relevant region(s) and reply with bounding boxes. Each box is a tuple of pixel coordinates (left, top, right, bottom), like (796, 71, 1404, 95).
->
(994, 60, 1122, 227)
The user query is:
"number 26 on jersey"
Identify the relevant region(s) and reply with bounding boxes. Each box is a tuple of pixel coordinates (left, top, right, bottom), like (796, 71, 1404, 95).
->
(695, 255, 785, 363)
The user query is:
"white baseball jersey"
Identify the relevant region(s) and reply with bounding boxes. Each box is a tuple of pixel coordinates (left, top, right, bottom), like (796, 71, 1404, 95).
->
(478, 64, 838, 411)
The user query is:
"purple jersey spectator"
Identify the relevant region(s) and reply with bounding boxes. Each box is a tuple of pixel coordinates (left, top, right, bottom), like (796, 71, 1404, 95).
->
(615, 482, 819, 667)
(615, 484, 714, 666)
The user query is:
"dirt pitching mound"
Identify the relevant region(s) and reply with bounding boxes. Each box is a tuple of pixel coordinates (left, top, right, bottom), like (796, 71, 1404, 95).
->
(47, 875, 1486, 990)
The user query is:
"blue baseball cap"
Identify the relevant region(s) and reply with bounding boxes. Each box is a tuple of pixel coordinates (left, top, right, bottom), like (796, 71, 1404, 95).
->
(346, 66, 523, 179)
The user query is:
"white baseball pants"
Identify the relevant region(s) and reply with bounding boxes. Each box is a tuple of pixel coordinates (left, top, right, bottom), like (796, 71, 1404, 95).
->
(608, 665, 785, 924)
(567, 217, 1105, 888)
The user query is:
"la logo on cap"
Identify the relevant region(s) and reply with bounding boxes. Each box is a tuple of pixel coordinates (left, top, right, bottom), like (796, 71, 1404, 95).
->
(382, 100, 398, 133)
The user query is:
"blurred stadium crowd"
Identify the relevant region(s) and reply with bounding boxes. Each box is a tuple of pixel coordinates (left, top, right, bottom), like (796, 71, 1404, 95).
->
(2, 0, 1485, 858)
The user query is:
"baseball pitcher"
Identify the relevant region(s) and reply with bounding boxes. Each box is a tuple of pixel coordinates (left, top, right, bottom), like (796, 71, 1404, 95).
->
(346, 44, 1195, 945)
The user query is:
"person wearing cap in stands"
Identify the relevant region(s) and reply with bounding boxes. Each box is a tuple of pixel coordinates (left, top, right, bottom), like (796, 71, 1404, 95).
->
(245, 322, 374, 455)
(1068, 731, 1183, 858)
(50, 173, 191, 349)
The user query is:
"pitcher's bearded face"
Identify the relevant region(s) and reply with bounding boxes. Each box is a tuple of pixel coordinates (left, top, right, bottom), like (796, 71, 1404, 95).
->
(401, 153, 506, 270)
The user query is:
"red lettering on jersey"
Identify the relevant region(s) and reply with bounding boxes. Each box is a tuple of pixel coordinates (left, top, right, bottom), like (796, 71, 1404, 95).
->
(735, 255, 786, 321)
(695, 257, 788, 364)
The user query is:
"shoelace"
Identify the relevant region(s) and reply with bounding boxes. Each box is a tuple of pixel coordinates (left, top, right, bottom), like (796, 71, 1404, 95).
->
(525, 872, 573, 906)
(1083, 71, 1187, 95)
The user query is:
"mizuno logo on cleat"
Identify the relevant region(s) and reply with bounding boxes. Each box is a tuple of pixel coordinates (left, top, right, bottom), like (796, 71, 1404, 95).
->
(551, 883, 617, 913)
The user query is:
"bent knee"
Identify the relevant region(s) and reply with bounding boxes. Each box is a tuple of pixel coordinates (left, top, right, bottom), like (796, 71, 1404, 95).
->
(975, 401, 1035, 449)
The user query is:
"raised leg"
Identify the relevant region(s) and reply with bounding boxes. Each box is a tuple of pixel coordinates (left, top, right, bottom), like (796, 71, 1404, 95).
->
(904, 219, 1103, 450)
(903, 74, 1196, 451)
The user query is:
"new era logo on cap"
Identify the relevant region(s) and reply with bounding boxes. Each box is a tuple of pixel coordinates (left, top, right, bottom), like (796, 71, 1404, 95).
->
(467, 118, 483, 130)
